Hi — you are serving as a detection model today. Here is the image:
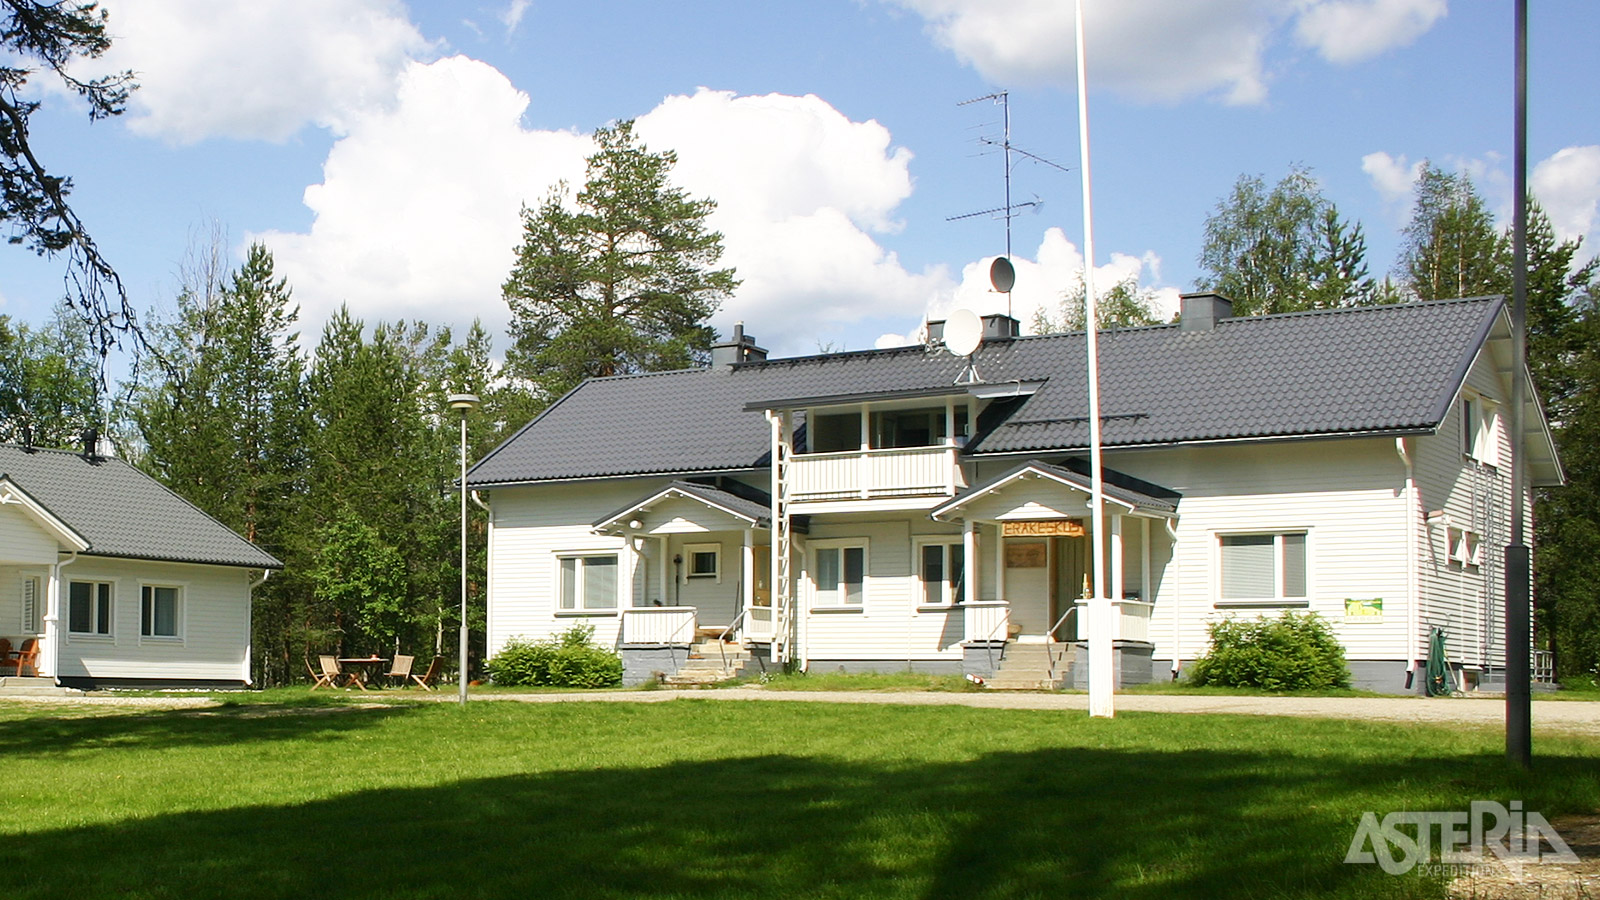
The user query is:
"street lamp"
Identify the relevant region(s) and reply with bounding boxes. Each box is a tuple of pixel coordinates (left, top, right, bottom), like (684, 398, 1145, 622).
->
(448, 391, 481, 707)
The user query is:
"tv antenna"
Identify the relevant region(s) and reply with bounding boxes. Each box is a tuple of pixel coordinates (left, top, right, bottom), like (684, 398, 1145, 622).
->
(947, 91, 1071, 320)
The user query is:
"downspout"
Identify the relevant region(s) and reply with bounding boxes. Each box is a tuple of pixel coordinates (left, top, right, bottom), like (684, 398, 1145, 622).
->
(45, 551, 79, 682)
(470, 490, 491, 659)
(1165, 519, 1180, 678)
(246, 569, 271, 686)
(1397, 438, 1422, 681)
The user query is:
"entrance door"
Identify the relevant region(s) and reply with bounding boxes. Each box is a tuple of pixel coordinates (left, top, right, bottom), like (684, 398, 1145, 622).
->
(1054, 536, 1089, 640)
(1005, 539, 1051, 641)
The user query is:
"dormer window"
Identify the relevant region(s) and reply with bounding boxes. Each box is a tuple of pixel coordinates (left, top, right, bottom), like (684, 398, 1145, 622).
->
(804, 400, 970, 453)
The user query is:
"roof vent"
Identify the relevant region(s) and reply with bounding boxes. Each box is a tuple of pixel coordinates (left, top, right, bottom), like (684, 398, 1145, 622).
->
(1179, 292, 1234, 331)
(710, 322, 767, 368)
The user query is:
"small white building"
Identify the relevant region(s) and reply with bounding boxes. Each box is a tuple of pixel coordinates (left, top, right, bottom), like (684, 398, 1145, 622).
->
(0, 443, 281, 689)
(466, 294, 1560, 693)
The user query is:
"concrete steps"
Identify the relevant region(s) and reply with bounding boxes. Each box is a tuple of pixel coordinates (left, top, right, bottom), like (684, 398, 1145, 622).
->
(985, 642, 1072, 691)
(660, 641, 752, 688)
(0, 676, 83, 697)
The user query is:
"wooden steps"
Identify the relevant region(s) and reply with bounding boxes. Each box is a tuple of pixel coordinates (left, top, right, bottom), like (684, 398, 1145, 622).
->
(660, 641, 753, 688)
(0, 676, 83, 697)
(984, 642, 1072, 691)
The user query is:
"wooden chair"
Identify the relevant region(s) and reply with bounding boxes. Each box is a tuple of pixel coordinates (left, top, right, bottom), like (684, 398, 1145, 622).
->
(1, 639, 41, 677)
(410, 656, 441, 691)
(0, 639, 12, 668)
(311, 655, 344, 690)
(385, 654, 414, 688)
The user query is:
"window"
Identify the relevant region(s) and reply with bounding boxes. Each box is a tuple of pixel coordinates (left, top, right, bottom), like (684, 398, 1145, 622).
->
(919, 541, 966, 605)
(870, 405, 968, 449)
(69, 580, 113, 635)
(814, 545, 866, 606)
(21, 576, 41, 634)
(1448, 528, 1482, 569)
(141, 585, 181, 637)
(1219, 533, 1307, 601)
(685, 543, 721, 581)
(1462, 394, 1501, 466)
(808, 411, 861, 453)
(558, 554, 618, 610)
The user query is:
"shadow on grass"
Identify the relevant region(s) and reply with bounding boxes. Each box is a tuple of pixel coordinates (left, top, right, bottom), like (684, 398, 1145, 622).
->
(0, 701, 415, 759)
(6, 730, 1584, 899)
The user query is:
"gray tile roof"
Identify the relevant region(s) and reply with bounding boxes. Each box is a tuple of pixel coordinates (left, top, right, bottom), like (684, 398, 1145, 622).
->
(594, 480, 772, 530)
(932, 459, 1182, 519)
(469, 297, 1504, 486)
(0, 444, 283, 569)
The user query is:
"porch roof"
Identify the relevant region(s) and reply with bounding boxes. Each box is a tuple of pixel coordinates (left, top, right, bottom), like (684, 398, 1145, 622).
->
(930, 459, 1181, 520)
(593, 480, 772, 533)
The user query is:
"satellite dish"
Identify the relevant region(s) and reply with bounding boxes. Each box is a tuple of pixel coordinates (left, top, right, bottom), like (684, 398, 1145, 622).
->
(944, 308, 983, 357)
(990, 256, 1016, 293)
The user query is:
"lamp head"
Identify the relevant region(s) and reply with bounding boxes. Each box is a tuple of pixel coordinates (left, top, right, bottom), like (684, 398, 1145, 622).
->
(446, 392, 481, 412)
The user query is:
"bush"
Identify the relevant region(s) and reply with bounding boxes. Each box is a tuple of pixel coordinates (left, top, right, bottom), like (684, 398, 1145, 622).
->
(485, 626, 623, 688)
(1188, 612, 1350, 691)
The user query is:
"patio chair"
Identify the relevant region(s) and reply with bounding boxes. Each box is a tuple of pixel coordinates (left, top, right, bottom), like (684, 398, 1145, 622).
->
(385, 654, 414, 688)
(311, 655, 344, 690)
(0, 639, 40, 677)
(410, 656, 441, 691)
(0, 639, 12, 667)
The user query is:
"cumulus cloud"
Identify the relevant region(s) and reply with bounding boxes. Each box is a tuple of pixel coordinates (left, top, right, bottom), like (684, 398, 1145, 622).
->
(84, 0, 431, 143)
(1532, 146, 1600, 252)
(889, 0, 1445, 105)
(251, 57, 591, 336)
(1295, 0, 1446, 64)
(874, 229, 1177, 347)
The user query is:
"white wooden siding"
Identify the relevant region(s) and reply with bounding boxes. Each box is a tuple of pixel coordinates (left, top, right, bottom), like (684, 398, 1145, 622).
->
(1414, 348, 1516, 669)
(54, 558, 251, 681)
(0, 502, 58, 565)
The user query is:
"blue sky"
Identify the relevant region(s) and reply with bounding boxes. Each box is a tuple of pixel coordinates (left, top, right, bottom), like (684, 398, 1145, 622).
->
(4, 0, 1597, 360)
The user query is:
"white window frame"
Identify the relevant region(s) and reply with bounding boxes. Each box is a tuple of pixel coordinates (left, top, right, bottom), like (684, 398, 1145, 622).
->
(554, 551, 621, 614)
(68, 579, 114, 637)
(810, 539, 868, 609)
(1462, 392, 1501, 467)
(21, 575, 42, 635)
(1215, 531, 1309, 607)
(140, 583, 185, 641)
(1448, 527, 1482, 569)
(684, 543, 722, 583)
(914, 537, 966, 607)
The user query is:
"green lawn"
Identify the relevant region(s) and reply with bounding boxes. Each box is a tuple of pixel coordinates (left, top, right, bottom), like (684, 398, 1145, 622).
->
(2, 696, 1595, 899)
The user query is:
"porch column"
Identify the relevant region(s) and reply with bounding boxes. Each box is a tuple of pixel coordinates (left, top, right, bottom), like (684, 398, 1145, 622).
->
(1141, 518, 1152, 603)
(742, 529, 754, 620)
(1110, 514, 1124, 602)
(657, 536, 669, 606)
(962, 519, 977, 604)
(992, 522, 1004, 603)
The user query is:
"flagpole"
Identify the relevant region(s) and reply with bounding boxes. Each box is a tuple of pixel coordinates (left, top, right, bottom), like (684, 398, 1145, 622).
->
(1076, 0, 1113, 718)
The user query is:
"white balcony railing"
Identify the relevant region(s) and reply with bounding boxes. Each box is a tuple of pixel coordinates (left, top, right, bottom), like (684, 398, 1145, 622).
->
(963, 600, 1010, 644)
(790, 445, 959, 502)
(1074, 599, 1154, 643)
(620, 607, 697, 646)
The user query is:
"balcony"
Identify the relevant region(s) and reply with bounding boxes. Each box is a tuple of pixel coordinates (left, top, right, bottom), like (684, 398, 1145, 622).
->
(789, 445, 962, 504)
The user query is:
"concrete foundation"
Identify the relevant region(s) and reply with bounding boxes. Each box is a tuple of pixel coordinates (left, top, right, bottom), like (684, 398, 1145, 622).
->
(619, 645, 689, 687)
(962, 643, 1005, 680)
(1062, 641, 1155, 689)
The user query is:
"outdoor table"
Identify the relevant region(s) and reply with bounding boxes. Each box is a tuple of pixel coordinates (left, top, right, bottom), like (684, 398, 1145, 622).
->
(337, 657, 389, 690)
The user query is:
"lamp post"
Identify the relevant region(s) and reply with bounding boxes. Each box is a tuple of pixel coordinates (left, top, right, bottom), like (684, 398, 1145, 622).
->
(448, 392, 481, 707)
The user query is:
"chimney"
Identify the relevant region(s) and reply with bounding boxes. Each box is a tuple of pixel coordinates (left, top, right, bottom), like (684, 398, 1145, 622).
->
(981, 314, 1021, 341)
(925, 320, 946, 344)
(710, 322, 767, 368)
(1179, 292, 1234, 331)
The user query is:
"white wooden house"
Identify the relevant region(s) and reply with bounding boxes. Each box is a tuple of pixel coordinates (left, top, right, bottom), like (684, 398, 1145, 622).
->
(0, 444, 281, 689)
(466, 294, 1560, 692)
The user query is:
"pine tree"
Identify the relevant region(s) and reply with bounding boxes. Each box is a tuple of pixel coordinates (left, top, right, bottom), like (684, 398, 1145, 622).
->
(502, 120, 737, 404)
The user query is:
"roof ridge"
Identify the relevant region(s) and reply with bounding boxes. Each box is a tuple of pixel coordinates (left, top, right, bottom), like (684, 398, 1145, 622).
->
(1218, 295, 1500, 326)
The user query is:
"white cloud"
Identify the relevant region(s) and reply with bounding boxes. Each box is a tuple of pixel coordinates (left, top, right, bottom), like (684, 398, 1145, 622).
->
(874, 228, 1176, 346)
(1362, 151, 1423, 205)
(1295, 0, 1446, 64)
(1532, 146, 1600, 252)
(85, 0, 431, 143)
(500, 0, 532, 35)
(889, 0, 1446, 105)
(251, 57, 591, 337)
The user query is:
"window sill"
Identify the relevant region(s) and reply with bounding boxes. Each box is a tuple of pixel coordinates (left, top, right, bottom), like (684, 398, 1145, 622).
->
(810, 605, 864, 614)
(916, 603, 959, 613)
(555, 609, 619, 617)
(140, 636, 185, 645)
(67, 633, 114, 643)
(1213, 600, 1310, 610)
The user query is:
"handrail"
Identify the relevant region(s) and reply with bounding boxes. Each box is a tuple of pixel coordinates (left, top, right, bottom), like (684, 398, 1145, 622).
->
(1045, 606, 1081, 683)
(715, 608, 750, 673)
(977, 604, 1010, 673)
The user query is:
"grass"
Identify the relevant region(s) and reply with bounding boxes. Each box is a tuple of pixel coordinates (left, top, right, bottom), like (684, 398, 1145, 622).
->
(1120, 681, 1390, 698)
(3, 696, 1596, 899)
(722, 670, 982, 692)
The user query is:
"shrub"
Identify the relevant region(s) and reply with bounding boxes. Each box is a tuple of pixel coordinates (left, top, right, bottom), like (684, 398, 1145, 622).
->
(486, 626, 623, 688)
(1188, 612, 1350, 691)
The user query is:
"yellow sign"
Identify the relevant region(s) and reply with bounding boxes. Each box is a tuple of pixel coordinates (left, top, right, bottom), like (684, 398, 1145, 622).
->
(1345, 598, 1384, 617)
(1002, 520, 1085, 538)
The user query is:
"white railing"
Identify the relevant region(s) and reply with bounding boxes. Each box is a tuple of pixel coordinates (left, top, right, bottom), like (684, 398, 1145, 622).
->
(790, 446, 958, 502)
(1074, 599, 1154, 643)
(746, 605, 773, 640)
(1533, 650, 1555, 684)
(621, 607, 697, 646)
(963, 600, 1010, 644)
